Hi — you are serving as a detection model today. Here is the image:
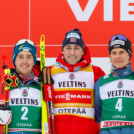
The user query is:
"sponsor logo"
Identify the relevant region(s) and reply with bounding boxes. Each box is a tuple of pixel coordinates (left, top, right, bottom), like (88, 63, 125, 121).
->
(69, 73, 75, 80)
(70, 38, 76, 42)
(107, 90, 134, 97)
(67, 33, 80, 39)
(55, 93, 91, 101)
(67, 0, 134, 21)
(58, 81, 86, 88)
(102, 121, 134, 128)
(110, 40, 125, 47)
(74, 66, 81, 71)
(19, 45, 24, 50)
(47, 86, 52, 99)
(10, 98, 39, 105)
(117, 81, 123, 88)
(22, 89, 28, 97)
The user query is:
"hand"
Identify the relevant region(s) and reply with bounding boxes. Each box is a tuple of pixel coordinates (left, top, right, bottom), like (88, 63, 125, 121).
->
(0, 110, 12, 125)
(42, 67, 54, 101)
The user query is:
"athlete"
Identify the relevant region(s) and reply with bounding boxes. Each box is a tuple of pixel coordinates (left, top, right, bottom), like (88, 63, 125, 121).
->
(46, 28, 105, 134)
(95, 34, 134, 134)
(0, 39, 41, 134)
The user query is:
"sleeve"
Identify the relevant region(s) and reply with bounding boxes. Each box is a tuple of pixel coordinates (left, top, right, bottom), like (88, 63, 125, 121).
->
(92, 65, 105, 83)
(94, 77, 102, 124)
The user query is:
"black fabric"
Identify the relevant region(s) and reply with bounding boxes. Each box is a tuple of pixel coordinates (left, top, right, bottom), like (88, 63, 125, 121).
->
(109, 34, 132, 57)
(62, 28, 85, 50)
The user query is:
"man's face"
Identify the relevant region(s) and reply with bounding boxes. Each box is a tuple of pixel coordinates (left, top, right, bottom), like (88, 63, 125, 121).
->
(110, 48, 130, 68)
(62, 44, 84, 65)
(15, 51, 34, 77)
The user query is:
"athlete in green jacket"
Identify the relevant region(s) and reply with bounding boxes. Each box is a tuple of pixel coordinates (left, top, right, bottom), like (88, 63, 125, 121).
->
(95, 34, 134, 134)
(0, 39, 41, 134)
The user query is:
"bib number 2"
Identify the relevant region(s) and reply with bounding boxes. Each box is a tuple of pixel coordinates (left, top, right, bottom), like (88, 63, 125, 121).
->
(115, 98, 123, 112)
(21, 107, 28, 120)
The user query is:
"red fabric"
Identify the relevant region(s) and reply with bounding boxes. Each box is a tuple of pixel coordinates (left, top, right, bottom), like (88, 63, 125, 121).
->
(56, 46, 91, 72)
(43, 84, 54, 101)
(0, 125, 4, 134)
(32, 64, 40, 77)
(92, 65, 105, 83)
(50, 47, 105, 134)
(51, 115, 99, 134)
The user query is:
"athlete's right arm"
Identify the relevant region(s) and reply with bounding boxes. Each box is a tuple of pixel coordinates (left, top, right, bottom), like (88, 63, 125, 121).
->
(94, 78, 102, 124)
(0, 109, 12, 125)
(92, 65, 105, 83)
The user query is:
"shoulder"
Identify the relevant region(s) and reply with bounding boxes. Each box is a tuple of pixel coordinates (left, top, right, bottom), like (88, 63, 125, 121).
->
(92, 65, 105, 82)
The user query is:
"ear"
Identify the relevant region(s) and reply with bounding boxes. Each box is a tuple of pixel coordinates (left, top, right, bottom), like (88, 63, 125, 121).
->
(62, 50, 64, 55)
(82, 50, 84, 55)
(14, 60, 16, 66)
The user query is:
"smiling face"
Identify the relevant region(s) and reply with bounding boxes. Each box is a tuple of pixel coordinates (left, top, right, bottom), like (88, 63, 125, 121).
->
(110, 48, 130, 69)
(62, 44, 84, 65)
(15, 51, 34, 77)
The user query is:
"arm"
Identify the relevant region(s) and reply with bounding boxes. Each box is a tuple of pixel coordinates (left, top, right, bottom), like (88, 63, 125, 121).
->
(94, 78, 102, 124)
(92, 65, 105, 83)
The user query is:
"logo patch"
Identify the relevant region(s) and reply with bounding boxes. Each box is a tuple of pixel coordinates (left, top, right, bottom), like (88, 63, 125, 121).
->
(74, 66, 81, 72)
(22, 89, 28, 97)
(19, 45, 24, 50)
(67, 33, 80, 39)
(70, 38, 76, 42)
(113, 45, 120, 48)
(117, 81, 123, 88)
(110, 40, 125, 47)
(69, 73, 75, 80)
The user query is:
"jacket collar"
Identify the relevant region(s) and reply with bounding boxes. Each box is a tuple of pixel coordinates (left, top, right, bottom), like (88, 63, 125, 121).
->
(111, 62, 133, 78)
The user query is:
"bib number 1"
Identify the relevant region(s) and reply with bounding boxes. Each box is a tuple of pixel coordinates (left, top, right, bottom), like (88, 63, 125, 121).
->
(115, 98, 123, 112)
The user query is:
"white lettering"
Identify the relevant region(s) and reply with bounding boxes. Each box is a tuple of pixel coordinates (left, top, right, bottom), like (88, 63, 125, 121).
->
(104, 0, 113, 21)
(16, 123, 32, 127)
(121, 0, 134, 21)
(55, 94, 91, 100)
(110, 40, 125, 46)
(67, 33, 80, 39)
(67, 0, 134, 21)
(67, 0, 98, 21)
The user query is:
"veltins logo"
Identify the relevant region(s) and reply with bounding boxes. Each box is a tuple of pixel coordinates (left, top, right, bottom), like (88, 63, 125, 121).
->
(117, 81, 123, 88)
(69, 73, 75, 80)
(22, 89, 28, 97)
